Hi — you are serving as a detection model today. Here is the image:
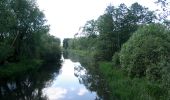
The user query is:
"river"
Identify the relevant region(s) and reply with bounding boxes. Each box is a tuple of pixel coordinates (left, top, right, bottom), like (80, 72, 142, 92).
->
(42, 59, 97, 100)
(0, 52, 111, 100)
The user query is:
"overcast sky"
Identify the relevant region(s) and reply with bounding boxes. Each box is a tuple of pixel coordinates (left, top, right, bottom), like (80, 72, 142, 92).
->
(37, 0, 157, 40)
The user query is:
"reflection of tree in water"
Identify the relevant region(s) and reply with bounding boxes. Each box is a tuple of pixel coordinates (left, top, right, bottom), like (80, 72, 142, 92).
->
(68, 51, 113, 100)
(74, 64, 113, 100)
(0, 63, 61, 100)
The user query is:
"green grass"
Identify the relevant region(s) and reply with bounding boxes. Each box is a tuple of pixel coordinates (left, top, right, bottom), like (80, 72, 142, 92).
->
(66, 49, 95, 57)
(98, 61, 166, 100)
(0, 59, 43, 78)
(64, 49, 168, 99)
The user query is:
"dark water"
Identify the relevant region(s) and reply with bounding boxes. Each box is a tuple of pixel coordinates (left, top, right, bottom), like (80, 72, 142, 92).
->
(0, 52, 111, 100)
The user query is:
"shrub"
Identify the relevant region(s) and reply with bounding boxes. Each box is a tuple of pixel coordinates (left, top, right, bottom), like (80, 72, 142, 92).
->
(0, 43, 14, 64)
(112, 52, 120, 67)
(120, 24, 170, 80)
(42, 45, 61, 62)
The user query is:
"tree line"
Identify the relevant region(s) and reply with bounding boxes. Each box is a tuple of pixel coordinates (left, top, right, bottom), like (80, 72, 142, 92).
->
(64, 2, 157, 60)
(0, 0, 61, 75)
(63, 2, 170, 99)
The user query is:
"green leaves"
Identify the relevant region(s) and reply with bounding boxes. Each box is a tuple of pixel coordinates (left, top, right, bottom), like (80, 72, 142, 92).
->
(41, 35, 61, 62)
(120, 24, 170, 79)
(82, 19, 98, 38)
(95, 3, 157, 61)
(0, 0, 61, 65)
(0, 43, 14, 64)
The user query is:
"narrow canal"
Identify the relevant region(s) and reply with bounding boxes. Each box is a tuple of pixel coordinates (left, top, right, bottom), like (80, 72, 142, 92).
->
(42, 58, 97, 100)
(0, 52, 111, 100)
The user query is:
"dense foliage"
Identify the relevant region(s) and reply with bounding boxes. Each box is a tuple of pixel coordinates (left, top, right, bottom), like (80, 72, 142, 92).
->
(97, 3, 156, 61)
(120, 24, 170, 79)
(65, 2, 156, 61)
(0, 0, 61, 77)
(64, 1, 170, 99)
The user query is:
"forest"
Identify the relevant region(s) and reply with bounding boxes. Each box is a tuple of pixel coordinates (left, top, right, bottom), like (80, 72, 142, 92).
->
(0, 0, 61, 78)
(63, 1, 170, 100)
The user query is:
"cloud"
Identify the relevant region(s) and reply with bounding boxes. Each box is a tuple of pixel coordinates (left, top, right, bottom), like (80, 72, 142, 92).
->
(43, 87, 67, 100)
(70, 87, 76, 91)
(77, 88, 88, 96)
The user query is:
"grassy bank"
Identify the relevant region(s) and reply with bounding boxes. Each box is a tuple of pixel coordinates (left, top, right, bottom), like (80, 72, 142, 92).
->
(99, 61, 167, 100)
(64, 49, 95, 57)
(0, 59, 42, 79)
(64, 49, 167, 99)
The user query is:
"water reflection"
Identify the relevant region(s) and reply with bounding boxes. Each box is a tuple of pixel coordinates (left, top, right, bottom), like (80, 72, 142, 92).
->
(0, 51, 113, 100)
(64, 51, 113, 100)
(43, 59, 97, 100)
(0, 63, 61, 100)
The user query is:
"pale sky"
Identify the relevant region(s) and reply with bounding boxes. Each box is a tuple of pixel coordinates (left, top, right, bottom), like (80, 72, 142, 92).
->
(37, 0, 157, 40)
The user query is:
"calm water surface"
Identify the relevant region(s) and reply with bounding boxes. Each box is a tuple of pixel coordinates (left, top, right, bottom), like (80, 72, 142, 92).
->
(0, 53, 106, 100)
(43, 59, 97, 100)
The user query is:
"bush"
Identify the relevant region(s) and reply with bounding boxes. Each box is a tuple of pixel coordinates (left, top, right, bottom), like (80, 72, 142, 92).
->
(120, 24, 170, 80)
(112, 52, 120, 67)
(42, 45, 61, 62)
(0, 43, 14, 64)
(40, 35, 61, 62)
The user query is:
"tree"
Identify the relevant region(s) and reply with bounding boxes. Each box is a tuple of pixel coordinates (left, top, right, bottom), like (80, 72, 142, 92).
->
(155, 0, 170, 20)
(130, 3, 156, 24)
(41, 35, 61, 62)
(96, 3, 156, 61)
(82, 20, 98, 38)
(63, 38, 70, 49)
(96, 12, 115, 61)
(0, 0, 61, 65)
(9, 0, 49, 59)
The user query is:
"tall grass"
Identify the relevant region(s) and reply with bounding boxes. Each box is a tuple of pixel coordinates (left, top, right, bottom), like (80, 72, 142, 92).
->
(98, 61, 166, 100)
(65, 49, 95, 57)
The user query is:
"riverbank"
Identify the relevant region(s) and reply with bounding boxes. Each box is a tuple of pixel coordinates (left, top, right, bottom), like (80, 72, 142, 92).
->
(98, 61, 149, 100)
(64, 49, 95, 57)
(66, 49, 167, 100)
(99, 61, 169, 100)
(0, 59, 42, 79)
